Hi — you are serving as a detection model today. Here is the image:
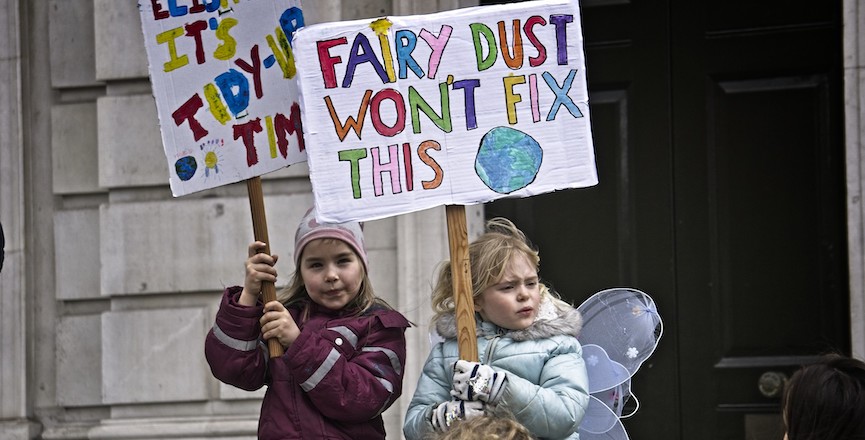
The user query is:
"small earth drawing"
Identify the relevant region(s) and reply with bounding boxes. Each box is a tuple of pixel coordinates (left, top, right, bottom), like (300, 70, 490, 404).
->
(175, 156, 198, 181)
(475, 127, 543, 194)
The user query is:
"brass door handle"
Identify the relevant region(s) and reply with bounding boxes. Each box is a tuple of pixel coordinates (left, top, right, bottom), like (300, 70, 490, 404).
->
(758, 371, 788, 398)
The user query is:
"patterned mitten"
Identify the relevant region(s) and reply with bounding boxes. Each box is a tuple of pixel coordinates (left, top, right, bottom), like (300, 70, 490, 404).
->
(451, 360, 508, 404)
(431, 399, 486, 432)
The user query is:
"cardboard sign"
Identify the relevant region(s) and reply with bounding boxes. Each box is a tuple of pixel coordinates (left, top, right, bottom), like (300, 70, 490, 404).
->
(140, 0, 307, 196)
(293, 0, 597, 222)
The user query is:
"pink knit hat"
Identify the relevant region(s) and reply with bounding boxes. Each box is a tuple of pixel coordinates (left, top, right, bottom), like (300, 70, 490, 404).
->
(294, 207, 368, 268)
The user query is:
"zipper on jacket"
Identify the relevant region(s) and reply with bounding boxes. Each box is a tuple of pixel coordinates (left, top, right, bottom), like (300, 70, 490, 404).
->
(482, 335, 501, 364)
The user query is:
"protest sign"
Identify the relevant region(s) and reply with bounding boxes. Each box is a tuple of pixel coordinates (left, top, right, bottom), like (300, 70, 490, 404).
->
(140, 0, 307, 196)
(139, 1, 309, 357)
(293, 0, 597, 223)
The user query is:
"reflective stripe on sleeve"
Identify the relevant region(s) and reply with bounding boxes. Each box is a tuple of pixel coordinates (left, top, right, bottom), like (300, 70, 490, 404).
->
(328, 326, 358, 349)
(376, 376, 394, 393)
(361, 346, 403, 375)
(212, 324, 259, 352)
(300, 348, 340, 392)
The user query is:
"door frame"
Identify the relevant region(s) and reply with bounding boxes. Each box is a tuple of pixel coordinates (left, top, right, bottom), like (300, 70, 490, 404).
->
(843, 0, 865, 360)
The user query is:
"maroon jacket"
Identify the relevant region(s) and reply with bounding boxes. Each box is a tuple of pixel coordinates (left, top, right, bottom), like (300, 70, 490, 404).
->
(205, 287, 410, 439)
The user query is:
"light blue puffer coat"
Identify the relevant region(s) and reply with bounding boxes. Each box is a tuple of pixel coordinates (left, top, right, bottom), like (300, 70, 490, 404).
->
(403, 296, 590, 439)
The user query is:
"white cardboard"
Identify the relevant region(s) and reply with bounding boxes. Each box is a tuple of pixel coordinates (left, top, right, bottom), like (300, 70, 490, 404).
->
(293, 0, 597, 222)
(139, 0, 307, 196)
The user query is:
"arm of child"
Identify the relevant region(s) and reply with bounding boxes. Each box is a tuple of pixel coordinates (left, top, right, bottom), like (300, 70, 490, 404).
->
(451, 360, 508, 403)
(431, 399, 486, 432)
(239, 241, 278, 307)
(496, 338, 590, 439)
(204, 242, 280, 390)
(260, 300, 300, 348)
(403, 344, 458, 439)
(204, 286, 269, 391)
(284, 310, 410, 423)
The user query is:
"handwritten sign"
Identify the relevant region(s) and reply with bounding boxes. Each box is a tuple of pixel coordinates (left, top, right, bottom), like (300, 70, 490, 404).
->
(293, 0, 597, 223)
(139, 0, 307, 196)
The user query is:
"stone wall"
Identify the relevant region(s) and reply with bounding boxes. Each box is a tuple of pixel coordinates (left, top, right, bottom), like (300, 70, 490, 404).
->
(0, 0, 480, 438)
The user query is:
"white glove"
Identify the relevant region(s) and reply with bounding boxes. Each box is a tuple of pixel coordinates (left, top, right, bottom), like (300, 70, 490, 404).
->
(451, 360, 508, 404)
(431, 399, 486, 432)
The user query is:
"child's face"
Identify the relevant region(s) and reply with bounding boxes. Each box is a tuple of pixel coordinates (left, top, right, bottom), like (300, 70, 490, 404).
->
(298, 238, 363, 310)
(475, 253, 541, 330)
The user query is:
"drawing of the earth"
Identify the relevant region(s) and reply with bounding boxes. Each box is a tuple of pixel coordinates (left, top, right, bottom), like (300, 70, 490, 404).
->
(175, 156, 198, 181)
(475, 127, 543, 194)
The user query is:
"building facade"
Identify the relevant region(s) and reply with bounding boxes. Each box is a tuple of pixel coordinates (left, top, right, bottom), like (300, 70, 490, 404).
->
(0, 0, 863, 439)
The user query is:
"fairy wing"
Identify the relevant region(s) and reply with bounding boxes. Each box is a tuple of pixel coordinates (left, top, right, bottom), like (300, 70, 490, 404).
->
(577, 288, 664, 440)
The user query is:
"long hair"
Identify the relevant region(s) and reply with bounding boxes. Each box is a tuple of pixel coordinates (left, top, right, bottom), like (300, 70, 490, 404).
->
(277, 238, 391, 321)
(782, 353, 865, 440)
(430, 217, 566, 326)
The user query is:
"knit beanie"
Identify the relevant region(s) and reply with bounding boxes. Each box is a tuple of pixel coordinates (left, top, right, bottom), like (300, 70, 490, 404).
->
(294, 207, 368, 268)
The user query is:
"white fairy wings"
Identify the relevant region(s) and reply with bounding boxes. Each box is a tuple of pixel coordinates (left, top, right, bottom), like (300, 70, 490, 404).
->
(577, 288, 664, 440)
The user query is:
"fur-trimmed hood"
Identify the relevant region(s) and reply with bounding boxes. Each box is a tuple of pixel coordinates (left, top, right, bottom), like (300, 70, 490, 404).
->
(435, 294, 583, 342)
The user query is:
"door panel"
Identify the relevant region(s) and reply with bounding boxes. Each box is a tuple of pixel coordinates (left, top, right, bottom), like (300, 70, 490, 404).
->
(711, 76, 843, 357)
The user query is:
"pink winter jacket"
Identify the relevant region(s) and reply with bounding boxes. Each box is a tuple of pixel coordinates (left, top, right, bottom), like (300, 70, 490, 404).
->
(205, 287, 410, 439)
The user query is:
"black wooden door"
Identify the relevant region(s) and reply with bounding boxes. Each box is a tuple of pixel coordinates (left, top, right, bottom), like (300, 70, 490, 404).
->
(482, 0, 848, 438)
(671, 0, 848, 438)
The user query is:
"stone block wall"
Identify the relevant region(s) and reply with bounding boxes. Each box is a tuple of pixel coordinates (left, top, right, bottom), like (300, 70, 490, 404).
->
(22, 0, 479, 438)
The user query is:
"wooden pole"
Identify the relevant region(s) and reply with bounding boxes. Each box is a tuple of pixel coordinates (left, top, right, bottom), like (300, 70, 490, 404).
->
(445, 205, 479, 362)
(246, 176, 285, 358)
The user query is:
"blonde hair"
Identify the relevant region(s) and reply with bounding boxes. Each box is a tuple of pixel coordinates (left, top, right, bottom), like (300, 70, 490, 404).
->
(432, 415, 535, 440)
(431, 217, 561, 325)
(277, 238, 390, 320)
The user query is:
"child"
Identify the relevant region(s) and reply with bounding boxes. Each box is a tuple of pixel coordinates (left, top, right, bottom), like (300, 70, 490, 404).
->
(782, 353, 865, 440)
(403, 218, 590, 439)
(436, 414, 534, 440)
(205, 207, 411, 439)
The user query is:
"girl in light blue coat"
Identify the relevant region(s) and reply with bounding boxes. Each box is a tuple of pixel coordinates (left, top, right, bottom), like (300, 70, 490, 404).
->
(403, 218, 590, 439)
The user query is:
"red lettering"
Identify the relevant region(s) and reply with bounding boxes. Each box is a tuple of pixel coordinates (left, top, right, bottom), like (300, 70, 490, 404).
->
(523, 16, 547, 67)
(189, 0, 206, 14)
(233, 118, 263, 166)
(369, 88, 406, 137)
(235, 45, 263, 99)
(317, 37, 347, 89)
(150, 0, 170, 20)
(184, 20, 209, 65)
(273, 102, 304, 158)
(172, 94, 208, 141)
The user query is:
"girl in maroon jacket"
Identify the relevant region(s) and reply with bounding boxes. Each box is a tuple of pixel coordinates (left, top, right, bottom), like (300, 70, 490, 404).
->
(205, 207, 410, 439)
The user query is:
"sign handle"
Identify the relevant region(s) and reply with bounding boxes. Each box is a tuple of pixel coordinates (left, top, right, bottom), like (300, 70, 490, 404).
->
(246, 176, 285, 358)
(445, 205, 479, 362)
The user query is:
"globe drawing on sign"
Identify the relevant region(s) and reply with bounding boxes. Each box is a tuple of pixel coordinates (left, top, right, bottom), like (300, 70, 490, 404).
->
(175, 156, 198, 181)
(475, 126, 543, 194)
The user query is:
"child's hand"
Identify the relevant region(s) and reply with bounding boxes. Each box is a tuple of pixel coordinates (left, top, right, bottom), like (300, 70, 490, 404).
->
(451, 360, 508, 404)
(261, 300, 300, 349)
(431, 399, 485, 432)
(239, 241, 279, 306)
